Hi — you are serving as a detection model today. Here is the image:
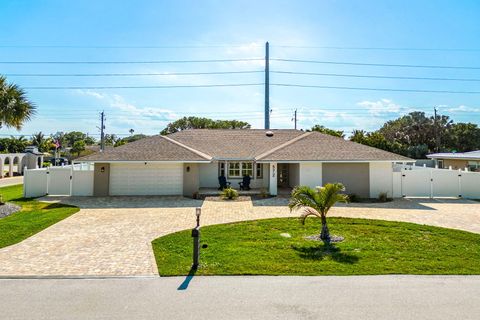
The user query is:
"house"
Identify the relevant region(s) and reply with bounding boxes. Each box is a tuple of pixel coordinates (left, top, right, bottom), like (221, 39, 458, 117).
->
(77, 129, 411, 198)
(427, 151, 480, 171)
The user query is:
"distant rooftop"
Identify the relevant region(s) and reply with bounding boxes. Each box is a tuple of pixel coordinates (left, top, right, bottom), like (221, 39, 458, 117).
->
(427, 150, 480, 160)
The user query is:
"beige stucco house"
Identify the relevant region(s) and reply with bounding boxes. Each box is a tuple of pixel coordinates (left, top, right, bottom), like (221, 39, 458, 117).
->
(427, 151, 480, 171)
(77, 129, 411, 198)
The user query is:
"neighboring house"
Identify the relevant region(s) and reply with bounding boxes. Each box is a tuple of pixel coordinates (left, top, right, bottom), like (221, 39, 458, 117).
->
(77, 129, 411, 198)
(427, 151, 480, 171)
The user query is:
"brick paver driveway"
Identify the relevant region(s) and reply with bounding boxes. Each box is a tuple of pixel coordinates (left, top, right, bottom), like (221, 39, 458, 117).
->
(0, 196, 478, 277)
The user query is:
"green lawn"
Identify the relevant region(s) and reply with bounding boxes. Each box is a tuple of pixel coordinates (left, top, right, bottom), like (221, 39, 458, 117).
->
(0, 184, 79, 249)
(153, 217, 480, 276)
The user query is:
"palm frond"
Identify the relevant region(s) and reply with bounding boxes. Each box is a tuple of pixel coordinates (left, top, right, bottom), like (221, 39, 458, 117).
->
(297, 206, 322, 225)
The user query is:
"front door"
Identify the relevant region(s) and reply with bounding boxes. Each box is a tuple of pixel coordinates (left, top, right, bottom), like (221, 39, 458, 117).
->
(277, 164, 289, 188)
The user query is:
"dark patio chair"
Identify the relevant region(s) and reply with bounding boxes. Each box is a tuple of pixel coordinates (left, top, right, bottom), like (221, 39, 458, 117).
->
(218, 175, 231, 190)
(239, 175, 251, 191)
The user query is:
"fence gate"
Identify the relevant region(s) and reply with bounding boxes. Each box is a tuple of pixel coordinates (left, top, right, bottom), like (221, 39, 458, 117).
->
(400, 167, 480, 199)
(47, 167, 71, 195)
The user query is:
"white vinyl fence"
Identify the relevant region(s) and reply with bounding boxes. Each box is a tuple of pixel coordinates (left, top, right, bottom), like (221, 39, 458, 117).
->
(393, 165, 480, 199)
(23, 164, 94, 198)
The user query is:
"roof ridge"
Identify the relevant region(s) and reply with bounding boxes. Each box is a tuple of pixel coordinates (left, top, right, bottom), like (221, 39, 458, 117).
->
(255, 131, 313, 161)
(161, 135, 213, 161)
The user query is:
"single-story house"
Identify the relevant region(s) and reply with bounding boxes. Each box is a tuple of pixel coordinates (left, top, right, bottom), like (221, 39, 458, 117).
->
(77, 129, 411, 198)
(427, 151, 480, 171)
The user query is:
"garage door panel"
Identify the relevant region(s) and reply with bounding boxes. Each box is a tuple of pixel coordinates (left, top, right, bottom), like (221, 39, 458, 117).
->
(109, 163, 183, 195)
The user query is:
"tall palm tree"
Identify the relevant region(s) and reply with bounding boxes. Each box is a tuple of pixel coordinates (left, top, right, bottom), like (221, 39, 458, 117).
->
(289, 183, 349, 243)
(0, 75, 36, 130)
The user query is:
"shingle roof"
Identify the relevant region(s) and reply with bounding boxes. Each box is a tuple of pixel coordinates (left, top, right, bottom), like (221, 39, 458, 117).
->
(77, 129, 411, 162)
(76, 135, 211, 162)
(168, 129, 304, 160)
(257, 131, 411, 161)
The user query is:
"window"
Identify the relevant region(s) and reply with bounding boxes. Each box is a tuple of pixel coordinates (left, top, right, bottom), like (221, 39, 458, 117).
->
(256, 163, 263, 178)
(438, 160, 444, 169)
(228, 162, 241, 177)
(219, 162, 225, 176)
(242, 162, 253, 177)
(468, 161, 480, 171)
(227, 162, 254, 178)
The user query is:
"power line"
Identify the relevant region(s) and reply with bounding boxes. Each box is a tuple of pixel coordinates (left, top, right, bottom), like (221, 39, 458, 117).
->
(271, 58, 480, 70)
(24, 83, 263, 89)
(271, 83, 480, 94)
(1, 44, 478, 52)
(5, 70, 264, 77)
(273, 45, 480, 52)
(0, 58, 263, 64)
(0, 44, 263, 49)
(271, 71, 480, 82)
(20, 83, 480, 93)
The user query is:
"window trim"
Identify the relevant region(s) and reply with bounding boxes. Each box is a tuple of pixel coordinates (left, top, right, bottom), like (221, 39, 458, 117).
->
(256, 163, 263, 179)
(227, 162, 254, 178)
(228, 162, 241, 178)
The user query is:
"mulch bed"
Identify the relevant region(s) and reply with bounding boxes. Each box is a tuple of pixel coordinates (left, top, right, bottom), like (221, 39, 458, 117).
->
(0, 203, 21, 219)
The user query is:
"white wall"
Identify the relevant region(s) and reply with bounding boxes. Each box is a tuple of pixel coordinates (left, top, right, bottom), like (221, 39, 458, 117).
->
(369, 162, 393, 198)
(299, 163, 322, 188)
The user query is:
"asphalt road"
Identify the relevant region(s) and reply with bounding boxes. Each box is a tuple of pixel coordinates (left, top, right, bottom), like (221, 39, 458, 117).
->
(1, 276, 479, 320)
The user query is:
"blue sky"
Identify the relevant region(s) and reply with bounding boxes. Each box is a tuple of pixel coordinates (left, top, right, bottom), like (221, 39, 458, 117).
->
(1, 0, 480, 139)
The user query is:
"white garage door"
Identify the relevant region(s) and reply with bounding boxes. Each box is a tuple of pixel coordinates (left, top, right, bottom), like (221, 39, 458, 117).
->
(109, 163, 183, 196)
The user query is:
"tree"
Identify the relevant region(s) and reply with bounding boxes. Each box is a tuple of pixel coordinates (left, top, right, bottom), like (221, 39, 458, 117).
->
(288, 183, 349, 243)
(446, 123, 480, 152)
(378, 111, 452, 154)
(0, 75, 36, 130)
(129, 128, 135, 135)
(51, 132, 66, 149)
(0, 136, 28, 153)
(31, 132, 54, 152)
(104, 134, 118, 146)
(71, 140, 86, 156)
(160, 117, 251, 135)
(310, 125, 345, 138)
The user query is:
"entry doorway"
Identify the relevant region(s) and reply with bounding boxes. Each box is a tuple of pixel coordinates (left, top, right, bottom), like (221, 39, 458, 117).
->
(277, 163, 289, 188)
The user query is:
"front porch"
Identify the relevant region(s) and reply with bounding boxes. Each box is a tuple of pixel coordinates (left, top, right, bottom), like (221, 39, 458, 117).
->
(198, 187, 293, 197)
(196, 161, 300, 197)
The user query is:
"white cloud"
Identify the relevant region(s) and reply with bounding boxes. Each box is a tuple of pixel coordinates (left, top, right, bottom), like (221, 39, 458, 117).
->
(357, 99, 402, 115)
(446, 105, 480, 113)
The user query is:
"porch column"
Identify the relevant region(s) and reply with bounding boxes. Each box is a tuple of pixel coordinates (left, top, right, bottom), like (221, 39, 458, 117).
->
(269, 162, 277, 196)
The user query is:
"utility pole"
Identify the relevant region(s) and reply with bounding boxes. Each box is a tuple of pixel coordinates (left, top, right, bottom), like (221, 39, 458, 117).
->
(433, 107, 439, 152)
(264, 41, 270, 129)
(292, 109, 297, 130)
(99, 111, 105, 152)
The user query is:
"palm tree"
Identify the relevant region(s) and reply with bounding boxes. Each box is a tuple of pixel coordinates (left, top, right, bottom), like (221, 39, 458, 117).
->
(0, 75, 36, 130)
(289, 183, 349, 243)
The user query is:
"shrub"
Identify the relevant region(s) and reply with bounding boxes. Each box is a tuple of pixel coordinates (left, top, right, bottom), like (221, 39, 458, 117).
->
(378, 192, 389, 202)
(259, 188, 269, 198)
(220, 187, 238, 200)
(348, 193, 358, 203)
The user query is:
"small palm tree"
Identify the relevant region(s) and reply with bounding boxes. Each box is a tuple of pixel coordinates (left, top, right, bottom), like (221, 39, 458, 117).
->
(0, 75, 36, 130)
(289, 183, 349, 243)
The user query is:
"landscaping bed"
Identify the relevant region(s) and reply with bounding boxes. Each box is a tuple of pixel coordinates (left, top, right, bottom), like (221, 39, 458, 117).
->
(152, 217, 480, 276)
(0, 184, 79, 249)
